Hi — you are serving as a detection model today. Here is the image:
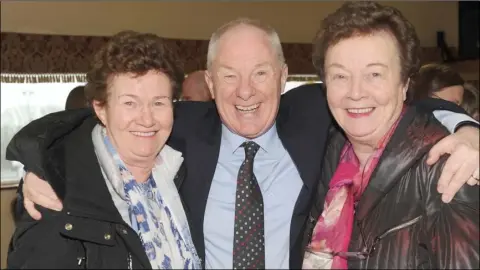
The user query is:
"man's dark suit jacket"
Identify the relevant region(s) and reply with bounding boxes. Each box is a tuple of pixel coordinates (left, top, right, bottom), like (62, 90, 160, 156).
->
(168, 83, 332, 268)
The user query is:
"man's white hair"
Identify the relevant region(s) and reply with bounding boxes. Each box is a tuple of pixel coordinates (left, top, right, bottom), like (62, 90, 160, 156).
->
(206, 17, 285, 69)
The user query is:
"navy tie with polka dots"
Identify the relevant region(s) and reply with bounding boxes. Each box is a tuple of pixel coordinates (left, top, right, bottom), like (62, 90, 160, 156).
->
(233, 141, 265, 269)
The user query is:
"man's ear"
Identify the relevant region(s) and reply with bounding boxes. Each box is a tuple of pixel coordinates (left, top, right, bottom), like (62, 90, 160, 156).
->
(280, 64, 289, 94)
(205, 70, 215, 99)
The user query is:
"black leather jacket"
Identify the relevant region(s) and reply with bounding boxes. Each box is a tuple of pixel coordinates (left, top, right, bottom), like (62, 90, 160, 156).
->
(304, 107, 480, 269)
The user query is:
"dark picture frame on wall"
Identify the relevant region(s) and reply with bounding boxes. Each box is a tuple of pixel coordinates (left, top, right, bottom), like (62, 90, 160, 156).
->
(458, 1, 479, 60)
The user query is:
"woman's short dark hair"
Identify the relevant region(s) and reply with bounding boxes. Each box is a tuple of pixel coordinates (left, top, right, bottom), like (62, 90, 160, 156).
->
(412, 63, 465, 101)
(85, 30, 184, 106)
(312, 1, 420, 86)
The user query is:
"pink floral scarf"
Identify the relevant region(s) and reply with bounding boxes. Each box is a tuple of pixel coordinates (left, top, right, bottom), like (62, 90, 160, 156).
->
(303, 111, 404, 269)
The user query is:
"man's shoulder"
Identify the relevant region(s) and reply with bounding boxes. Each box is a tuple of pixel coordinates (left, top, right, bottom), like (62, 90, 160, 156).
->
(279, 83, 329, 123)
(7, 108, 93, 154)
(6, 108, 94, 178)
(280, 83, 327, 109)
(174, 100, 216, 120)
(171, 100, 219, 139)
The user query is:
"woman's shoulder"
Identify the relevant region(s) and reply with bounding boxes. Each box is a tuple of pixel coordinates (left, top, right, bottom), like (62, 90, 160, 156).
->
(377, 107, 449, 195)
(172, 100, 219, 138)
(391, 106, 450, 154)
(395, 108, 478, 211)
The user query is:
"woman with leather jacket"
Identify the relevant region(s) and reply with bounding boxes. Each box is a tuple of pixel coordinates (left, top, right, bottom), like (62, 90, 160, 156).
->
(302, 2, 479, 269)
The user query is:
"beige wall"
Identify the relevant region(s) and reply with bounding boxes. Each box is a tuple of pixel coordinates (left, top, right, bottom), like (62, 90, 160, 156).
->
(1, 1, 459, 47)
(1, 188, 16, 269)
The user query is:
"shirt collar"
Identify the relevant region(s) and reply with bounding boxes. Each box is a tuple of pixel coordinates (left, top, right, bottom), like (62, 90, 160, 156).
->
(221, 123, 279, 154)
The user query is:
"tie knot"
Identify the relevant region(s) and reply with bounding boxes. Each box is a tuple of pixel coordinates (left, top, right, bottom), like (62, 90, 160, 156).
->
(241, 141, 260, 159)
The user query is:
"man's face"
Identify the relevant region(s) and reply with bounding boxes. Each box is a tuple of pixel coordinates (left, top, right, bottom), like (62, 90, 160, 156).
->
(431, 85, 464, 106)
(206, 25, 288, 139)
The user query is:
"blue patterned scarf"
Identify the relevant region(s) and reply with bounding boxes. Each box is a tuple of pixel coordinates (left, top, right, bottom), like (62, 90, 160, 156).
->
(101, 128, 200, 269)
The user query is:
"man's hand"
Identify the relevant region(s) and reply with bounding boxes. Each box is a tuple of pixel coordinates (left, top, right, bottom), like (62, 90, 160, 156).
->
(22, 172, 63, 220)
(427, 126, 480, 203)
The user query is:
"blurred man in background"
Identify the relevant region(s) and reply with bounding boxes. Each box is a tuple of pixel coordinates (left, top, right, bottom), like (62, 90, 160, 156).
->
(181, 70, 212, 101)
(65, 85, 88, 109)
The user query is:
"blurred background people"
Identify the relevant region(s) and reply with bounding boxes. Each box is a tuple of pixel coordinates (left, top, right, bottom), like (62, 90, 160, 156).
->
(180, 70, 212, 101)
(413, 63, 465, 105)
(461, 83, 480, 120)
(65, 85, 88, 110)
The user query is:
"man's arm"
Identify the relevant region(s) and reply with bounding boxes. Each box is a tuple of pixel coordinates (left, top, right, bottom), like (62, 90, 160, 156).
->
(18, 94, 480, 220)
(6, 110, 91, 220)
(433, 110, 479, 133)
(7, 197, 76, 269)
(20, 172, 62, 220)
(413, 98, 480, 202)
(413, 96, 479, 133)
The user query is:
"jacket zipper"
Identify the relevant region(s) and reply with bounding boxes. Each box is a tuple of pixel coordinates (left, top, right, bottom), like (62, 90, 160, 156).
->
(127, 253, 133, 270)
(367, 215, 424, 250)
(77, 256, 86, 268)
(77, 241, 88, 268)
(377, 216, 423, 240)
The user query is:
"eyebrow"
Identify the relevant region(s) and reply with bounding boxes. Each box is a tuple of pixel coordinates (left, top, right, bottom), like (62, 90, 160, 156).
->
(326, 63, 389, 69)
(254, 62, 271, 68)
(218, 65, 235, 71)
(118, 94, 171, 100)
(326, 63, 347, 70)
(366, 62, 389, 68)
(218, 62, 272, 70)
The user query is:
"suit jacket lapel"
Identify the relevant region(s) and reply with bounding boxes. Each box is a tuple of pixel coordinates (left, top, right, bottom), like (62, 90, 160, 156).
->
(182, 104, 222, 262)
(276, 103, 318, 191)
(276, 101, 328, 251)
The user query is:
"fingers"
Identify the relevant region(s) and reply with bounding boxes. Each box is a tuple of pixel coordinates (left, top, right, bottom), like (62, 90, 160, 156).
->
(466, 176, 479, 186)
(436, 148, 460, 194)
(427, 136, 453, 165)
(472, 168, 480, 186)
(437, 144, 479, 203)
(24, 172, 63, 213)
(465, 168, 480, 186)
(473, 168, 480, 179)
(23, 197, 42, 220)
(440, 161, 470, 203)
(30, 189, 63, 211)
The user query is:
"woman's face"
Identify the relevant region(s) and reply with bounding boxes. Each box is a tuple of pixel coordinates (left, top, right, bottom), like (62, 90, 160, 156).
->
(431, 85, 464, 105)
(93, 70, 174, 165)
(324, 31, 407, 147)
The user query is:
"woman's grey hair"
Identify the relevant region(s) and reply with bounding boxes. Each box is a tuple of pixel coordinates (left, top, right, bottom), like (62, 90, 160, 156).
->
(206, 17, 285, 69)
